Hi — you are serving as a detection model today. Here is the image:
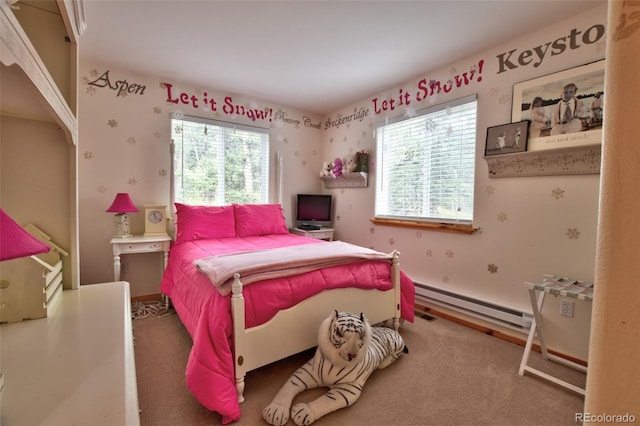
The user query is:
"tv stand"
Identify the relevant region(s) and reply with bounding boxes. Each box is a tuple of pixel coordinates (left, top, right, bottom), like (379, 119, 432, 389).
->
(292, 227, 334, 241)
(299, 223, 322, 231)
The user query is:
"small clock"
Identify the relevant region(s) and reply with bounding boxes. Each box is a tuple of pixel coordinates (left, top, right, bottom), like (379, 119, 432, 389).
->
(143, 204, 168, 236)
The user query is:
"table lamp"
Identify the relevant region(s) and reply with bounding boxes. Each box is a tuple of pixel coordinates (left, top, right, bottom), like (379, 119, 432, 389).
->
(0, 208, 50, 262)
(106, 193, 139, 238)
(1, 207, 51, 292)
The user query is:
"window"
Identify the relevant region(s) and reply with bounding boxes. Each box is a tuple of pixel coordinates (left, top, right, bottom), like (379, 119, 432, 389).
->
(375, 94, 477, 225)
(171, 114, 270, 205)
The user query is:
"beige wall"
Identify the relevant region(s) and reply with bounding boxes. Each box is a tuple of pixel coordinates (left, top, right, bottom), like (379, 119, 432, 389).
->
(0, 116, 73, 286)
(322, 5, 606, 361)
(77, 62, 324, 294)
(79, 4, 607, 359)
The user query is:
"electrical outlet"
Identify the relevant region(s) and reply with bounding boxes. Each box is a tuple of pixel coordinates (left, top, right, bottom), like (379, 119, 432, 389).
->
(560, 299, 574, 318)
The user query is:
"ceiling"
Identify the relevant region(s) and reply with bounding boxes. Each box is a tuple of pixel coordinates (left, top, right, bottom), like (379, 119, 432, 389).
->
(81, 1, 603, 115)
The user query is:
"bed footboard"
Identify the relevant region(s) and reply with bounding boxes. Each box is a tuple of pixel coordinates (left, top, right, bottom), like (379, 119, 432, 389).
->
(230, 251, 402, 403)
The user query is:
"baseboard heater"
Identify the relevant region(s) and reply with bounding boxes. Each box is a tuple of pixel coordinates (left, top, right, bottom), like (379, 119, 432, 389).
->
(415, 282, 532, 331)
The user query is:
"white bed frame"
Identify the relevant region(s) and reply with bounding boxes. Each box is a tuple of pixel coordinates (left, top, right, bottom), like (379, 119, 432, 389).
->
(230, 250, 402, 402)
(168, 140, 402, 402)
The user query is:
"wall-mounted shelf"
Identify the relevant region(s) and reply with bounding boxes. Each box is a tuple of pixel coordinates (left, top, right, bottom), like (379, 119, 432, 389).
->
(484, 144, 601, 178)
(1, 1, 82, 289)
(321, 172, 368, 188)
(1, 1, 81, 145)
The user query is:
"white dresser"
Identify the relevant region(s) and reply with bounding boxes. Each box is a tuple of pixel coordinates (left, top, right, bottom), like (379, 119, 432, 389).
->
(0, 282, 140, 425)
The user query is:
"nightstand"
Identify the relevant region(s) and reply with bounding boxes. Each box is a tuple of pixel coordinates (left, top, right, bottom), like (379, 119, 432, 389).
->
(110, 234, 171, 293)
(291, 227, 334, 241)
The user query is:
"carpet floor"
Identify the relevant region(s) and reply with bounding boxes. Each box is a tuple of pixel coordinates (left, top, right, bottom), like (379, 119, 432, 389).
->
(133, 310, 586, 425)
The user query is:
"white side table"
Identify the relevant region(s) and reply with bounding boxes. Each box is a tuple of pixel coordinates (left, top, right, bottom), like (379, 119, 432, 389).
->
(291, 227, 334, 241)
(111, 234, 171, 285)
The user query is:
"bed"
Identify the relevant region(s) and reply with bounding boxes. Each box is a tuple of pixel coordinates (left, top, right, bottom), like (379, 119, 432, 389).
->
(160, 202, 415, 424)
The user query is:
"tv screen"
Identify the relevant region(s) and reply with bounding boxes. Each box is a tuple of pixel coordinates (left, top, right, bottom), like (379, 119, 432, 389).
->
(296, 194, 332, 228)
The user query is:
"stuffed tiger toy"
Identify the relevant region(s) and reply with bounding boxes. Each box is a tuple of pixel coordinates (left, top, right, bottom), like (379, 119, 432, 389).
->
(263, 310, 408, 425)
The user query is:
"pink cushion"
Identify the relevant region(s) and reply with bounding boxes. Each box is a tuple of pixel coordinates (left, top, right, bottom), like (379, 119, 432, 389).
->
(234, 204, 288, 237)
(175, 203, 236, 241)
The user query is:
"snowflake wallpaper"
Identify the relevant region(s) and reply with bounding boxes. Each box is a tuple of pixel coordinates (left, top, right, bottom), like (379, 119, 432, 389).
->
(314, 7, 605, 360)
(78, 60, 324, 295)
(76, 5, 607, 360)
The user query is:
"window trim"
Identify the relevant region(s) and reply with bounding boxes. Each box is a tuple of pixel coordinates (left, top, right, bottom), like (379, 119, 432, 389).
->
(170, 113, 271, 207)
(374, 94, 478, 228)
(370, 217, 478, 234)
(175, 113, 271, 135)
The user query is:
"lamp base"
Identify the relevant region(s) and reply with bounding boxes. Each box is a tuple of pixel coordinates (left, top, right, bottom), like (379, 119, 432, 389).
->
(112, 233, 134, 238)
(112, 213, 133, 238)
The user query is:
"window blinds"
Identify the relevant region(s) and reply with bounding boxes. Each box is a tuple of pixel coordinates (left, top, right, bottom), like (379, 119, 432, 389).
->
(375, 94, 477, 224)
(171, 115, 270, 205)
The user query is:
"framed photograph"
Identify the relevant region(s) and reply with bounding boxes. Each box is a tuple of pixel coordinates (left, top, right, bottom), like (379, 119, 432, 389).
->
(485, 120, 529, 156)
(512, 60, 604, 152)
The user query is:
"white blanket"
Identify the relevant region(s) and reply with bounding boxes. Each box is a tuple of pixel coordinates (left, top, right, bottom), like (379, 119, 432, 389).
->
(193, 241, 394, 295)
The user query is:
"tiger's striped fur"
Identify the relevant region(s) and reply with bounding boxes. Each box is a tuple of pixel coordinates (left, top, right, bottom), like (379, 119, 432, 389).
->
(263, 311, 407, 425)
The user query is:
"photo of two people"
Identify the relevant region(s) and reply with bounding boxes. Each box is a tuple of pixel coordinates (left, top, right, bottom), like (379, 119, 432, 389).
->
(511, 60, 605, 151)
(485, 120, 529, 156)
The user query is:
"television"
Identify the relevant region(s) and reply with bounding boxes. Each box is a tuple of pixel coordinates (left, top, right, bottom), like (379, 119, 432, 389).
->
(296, 194, 332, 230)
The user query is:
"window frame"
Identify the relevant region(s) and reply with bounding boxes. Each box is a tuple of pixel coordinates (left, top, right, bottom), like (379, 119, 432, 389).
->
(170, 113, 271, 207)
(373, 94, 478, 233)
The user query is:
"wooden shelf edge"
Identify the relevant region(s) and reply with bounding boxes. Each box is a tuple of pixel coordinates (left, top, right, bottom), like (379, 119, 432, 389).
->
(1, 3, 78, 146)
(321, 172, 368, 188)
(483, 144, 601, 178)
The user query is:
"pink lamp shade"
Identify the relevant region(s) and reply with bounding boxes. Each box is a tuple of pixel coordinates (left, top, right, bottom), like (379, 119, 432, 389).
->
(106, 193, 139, 214)
(0, 208, 50, 261)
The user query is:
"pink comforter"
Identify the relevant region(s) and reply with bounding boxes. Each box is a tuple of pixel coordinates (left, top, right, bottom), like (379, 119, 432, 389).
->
(160, 234, 415, 423)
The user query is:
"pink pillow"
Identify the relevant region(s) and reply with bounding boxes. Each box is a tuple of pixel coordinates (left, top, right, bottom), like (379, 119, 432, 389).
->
(175, 203, 236, 241)
(234, 203, 288, 237)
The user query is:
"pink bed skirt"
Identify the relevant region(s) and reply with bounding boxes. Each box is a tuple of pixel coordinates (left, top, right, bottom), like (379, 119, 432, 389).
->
(160, 234, 415, 423)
